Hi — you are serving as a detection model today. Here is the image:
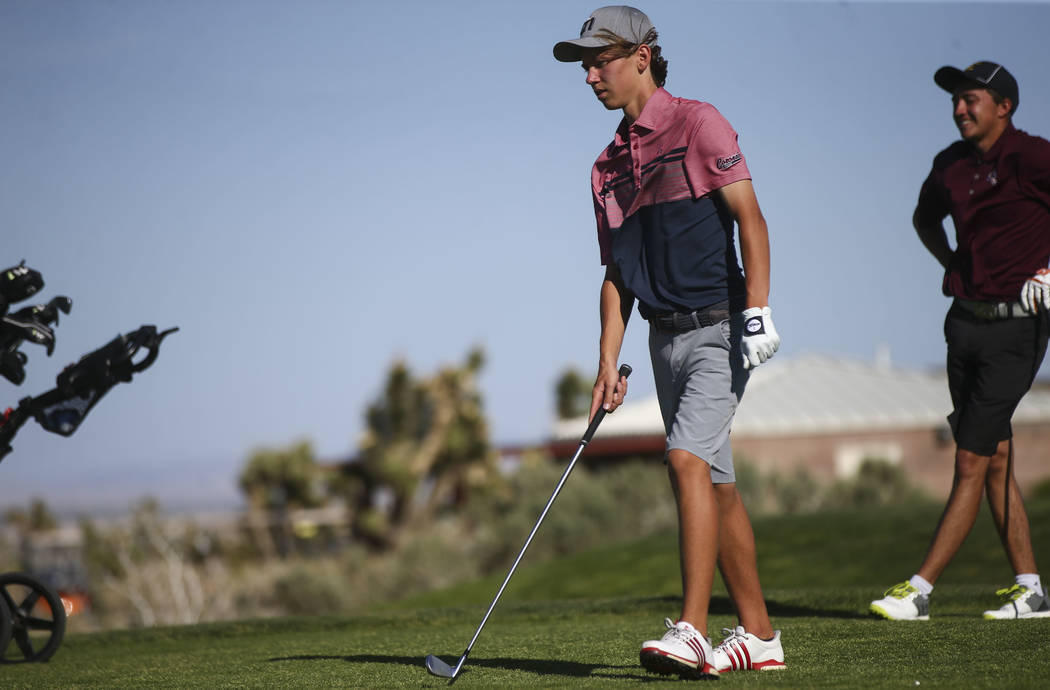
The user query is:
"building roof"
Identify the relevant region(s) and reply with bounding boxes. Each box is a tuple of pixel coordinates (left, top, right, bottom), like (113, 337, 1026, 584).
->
(552, 354, 1050, 441)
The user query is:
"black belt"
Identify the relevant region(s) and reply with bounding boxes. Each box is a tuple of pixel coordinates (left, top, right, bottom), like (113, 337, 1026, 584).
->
(649, 302, 730, 333)
(954, 299, 1032, 320)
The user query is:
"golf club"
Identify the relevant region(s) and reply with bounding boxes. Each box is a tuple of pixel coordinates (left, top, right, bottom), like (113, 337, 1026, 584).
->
(425, 363, 632, 680)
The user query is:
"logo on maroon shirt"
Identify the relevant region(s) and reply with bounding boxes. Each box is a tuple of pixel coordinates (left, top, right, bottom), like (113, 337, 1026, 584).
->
(717, 153, 742, 171)
(987, 170, 998, 186)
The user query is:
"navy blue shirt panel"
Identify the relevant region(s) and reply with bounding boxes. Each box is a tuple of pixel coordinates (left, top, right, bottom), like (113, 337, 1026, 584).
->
(611, 195, 745, 319)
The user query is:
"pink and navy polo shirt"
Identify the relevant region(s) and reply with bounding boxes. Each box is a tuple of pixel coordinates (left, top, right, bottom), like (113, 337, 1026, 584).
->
(915, 123, 1050, 301)
(592, 87, 752, 318)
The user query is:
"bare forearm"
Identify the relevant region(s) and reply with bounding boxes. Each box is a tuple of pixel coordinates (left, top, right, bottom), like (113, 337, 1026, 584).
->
(599, 269, 632, 369)
(717, 179, 770, 309)
(591, 266, 634, 419)
(738, 215, 771, 309)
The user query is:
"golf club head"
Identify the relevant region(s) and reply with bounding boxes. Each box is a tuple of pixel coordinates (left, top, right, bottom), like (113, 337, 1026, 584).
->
(1, 314, 55, 355)
(0, 261, 44, 306)
(425, 654, 457, 678)
(10, 294, 71, 328)
(1, 350, 27, 385)
(52, 295, 72, 315)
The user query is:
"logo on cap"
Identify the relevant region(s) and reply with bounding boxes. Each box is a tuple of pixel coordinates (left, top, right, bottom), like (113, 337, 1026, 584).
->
(966, 62, 1002, 85)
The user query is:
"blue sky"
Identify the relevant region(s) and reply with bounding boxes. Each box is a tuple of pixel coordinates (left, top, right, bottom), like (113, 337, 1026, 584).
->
(2, 1, 1049, 514)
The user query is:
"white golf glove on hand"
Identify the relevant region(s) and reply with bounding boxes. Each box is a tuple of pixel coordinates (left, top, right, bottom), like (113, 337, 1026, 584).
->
(1020, 268, 1050, 314)
(740, 306, 780, 370)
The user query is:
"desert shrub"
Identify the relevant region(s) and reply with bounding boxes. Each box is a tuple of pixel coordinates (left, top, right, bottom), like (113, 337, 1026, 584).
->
(0, 530, 17, 570)
(246, 457, 934, 618)
(358, 522, 484, 604)
(1031, 477, 1050, 501)
(457, 456, 676, 575)
(75, 502, 240, 630)
(765, 467, 821, 514)
(271, 562, 357, 615)
(65, 450, 948, 629)
(821, 458, 932, 511)
(732, 458, 764, 513)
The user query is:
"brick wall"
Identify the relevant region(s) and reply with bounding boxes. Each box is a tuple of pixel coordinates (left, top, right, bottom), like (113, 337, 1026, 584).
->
(732, 423, 1050, 498)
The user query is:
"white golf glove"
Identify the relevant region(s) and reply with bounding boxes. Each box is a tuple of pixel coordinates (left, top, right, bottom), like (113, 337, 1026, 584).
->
(740, 306, 780, 370)
(1020, 268, 1050, 314)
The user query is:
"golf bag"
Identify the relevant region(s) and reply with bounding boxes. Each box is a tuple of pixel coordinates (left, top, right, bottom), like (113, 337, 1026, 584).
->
(0, 260, 177, 461)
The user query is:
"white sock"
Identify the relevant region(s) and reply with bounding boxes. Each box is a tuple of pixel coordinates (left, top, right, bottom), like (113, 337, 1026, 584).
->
(1016, 574, 1043, 597)
(909, 574, 934, 596)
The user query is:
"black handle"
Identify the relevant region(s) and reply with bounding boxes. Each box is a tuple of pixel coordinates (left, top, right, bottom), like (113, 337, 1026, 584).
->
(581, 363, 632, 444)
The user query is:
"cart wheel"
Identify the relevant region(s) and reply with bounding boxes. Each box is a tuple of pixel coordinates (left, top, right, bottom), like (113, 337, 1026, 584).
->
(0, 571, 67, 663)
(0, 589, 11, 656)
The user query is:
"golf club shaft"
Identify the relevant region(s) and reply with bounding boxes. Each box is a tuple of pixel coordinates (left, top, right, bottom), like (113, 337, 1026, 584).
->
(452, 364, 632, 671)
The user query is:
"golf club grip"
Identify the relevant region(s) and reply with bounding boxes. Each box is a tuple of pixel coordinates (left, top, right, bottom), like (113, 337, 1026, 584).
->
(581, 363, 632, 445)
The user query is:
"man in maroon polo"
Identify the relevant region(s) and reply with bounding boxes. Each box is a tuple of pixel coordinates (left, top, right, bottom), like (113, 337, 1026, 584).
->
(871, 62, 1050, 621)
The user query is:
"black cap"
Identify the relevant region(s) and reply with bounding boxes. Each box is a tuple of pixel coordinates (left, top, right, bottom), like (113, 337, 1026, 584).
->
(934, 61, 1019, 114)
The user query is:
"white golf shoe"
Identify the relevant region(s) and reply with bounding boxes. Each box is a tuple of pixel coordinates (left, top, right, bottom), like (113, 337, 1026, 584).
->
(640, 618, 719, 679)
(870, 581, 930, 621)
(711, 625, 786, 672)
(983, 584, 1050, 619)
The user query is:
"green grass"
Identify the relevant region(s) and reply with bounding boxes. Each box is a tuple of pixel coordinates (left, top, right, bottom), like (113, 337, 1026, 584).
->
(2, 498, 1048, 688)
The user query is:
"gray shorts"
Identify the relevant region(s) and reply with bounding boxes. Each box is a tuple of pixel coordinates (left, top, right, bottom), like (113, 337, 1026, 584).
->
(648, 315, 749, 484)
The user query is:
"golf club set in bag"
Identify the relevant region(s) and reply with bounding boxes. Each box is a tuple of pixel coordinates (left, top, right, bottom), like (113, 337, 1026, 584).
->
(426, 363, 631, 681)
(0, 259, 177, 663)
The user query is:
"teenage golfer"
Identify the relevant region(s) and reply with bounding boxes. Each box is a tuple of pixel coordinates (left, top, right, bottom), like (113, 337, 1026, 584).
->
(554, 6, 785, 677)
(871, 62, 1050, 621)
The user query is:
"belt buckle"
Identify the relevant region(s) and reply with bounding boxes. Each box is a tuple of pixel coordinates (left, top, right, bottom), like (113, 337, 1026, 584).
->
(973, 302, 995, 319)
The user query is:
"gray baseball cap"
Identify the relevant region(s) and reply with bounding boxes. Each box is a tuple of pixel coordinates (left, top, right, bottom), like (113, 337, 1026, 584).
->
(553, 6, 654, 62)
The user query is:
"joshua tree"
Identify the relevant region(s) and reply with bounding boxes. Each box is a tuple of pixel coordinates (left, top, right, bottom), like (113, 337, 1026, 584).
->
(340, 348, 497, 548)
(238, 440, 323, 558)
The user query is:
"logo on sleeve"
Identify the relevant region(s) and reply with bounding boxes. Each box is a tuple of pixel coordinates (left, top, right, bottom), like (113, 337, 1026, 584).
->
(717, 153, 743, 171)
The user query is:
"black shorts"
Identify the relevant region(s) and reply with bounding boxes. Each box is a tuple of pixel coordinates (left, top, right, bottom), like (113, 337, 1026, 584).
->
(944, 303, 1049, 456)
